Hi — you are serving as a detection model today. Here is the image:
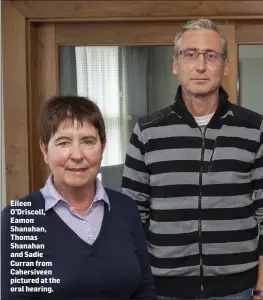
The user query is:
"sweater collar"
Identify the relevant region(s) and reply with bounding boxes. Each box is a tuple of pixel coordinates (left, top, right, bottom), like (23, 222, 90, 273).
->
(172, 85, 231, 128)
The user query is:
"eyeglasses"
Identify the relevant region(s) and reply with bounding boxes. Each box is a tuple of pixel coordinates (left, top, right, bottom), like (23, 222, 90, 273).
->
(178, 49, 225, 64)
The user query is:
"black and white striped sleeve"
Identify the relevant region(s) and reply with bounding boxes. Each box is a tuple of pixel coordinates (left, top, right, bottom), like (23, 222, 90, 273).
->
(122, 123, 151, 224)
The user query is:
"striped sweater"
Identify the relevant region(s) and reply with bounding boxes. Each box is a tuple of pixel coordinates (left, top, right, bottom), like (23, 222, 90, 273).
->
(121, 86, 263, 298)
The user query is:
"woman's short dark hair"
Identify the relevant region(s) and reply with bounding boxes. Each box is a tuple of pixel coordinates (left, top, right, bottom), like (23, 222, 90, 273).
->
(38, 95, 106, 146)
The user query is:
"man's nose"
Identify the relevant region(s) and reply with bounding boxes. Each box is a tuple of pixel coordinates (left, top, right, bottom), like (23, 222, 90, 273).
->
(195, 54, 207, 71)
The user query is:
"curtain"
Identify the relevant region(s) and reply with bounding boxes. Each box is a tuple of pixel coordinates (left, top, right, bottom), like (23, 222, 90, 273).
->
(75, 46, 124, 168)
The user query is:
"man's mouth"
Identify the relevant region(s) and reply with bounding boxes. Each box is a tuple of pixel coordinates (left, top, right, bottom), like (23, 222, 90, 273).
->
(192, 78, 209, 81)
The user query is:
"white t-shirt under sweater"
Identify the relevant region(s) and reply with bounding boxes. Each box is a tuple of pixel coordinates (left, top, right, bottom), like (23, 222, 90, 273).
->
(194, 112, 215, 129)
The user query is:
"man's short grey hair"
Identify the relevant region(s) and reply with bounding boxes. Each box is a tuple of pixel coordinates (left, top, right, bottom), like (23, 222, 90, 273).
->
(174, 19, 228, 59)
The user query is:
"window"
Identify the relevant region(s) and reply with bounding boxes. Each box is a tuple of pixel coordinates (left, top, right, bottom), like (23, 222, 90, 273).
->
(59, 45, 179, 191)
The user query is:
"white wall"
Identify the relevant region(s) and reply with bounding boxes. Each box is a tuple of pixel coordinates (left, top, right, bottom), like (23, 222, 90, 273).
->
(239, 45, 263, 116)
(239, 45, 263, 59)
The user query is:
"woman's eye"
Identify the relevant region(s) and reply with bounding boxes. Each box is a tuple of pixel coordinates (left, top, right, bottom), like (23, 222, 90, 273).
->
(85, 140, 95, 145)
(58, 141, 69, 146)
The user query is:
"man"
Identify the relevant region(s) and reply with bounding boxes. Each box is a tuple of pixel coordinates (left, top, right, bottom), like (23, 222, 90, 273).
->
(122, 19, 263, 299)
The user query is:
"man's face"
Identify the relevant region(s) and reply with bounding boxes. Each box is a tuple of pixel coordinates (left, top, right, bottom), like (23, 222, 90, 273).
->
(173, 29, 228, 98)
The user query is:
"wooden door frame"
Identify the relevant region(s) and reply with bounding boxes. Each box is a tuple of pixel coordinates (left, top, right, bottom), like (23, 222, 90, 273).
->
(3, 0, 263, 202)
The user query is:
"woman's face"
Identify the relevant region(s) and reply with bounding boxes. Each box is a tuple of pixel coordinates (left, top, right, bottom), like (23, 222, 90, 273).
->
(40, 120, 105, 191)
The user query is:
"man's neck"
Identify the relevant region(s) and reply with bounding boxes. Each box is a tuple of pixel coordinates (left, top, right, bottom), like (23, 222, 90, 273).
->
(182, 88, 219, 117)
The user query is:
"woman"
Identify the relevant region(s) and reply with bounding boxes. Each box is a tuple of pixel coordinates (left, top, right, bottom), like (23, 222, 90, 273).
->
(2, 95, 156, 300)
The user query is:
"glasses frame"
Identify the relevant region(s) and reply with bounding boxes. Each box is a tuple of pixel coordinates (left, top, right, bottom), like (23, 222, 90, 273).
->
(177, 49, 226, 64)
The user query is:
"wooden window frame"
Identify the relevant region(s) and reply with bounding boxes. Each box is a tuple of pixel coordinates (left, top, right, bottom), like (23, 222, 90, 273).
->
(3, 0, 263, 202)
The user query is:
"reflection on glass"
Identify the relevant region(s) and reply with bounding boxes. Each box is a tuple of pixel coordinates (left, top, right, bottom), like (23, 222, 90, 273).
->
(239, 45, 263, 115)
(59, 46, 179, 191)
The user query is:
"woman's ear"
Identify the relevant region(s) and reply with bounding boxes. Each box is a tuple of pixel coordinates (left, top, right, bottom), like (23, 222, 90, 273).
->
(39, 141, 49, 164)
(102, 140, 106, 153)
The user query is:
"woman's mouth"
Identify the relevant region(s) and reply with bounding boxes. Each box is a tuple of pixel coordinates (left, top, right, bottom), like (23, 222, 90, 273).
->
(68, 168, 87, 172)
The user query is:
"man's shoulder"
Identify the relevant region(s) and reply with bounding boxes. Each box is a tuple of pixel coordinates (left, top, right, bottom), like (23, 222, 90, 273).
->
(231, 104, 263, 129)
(138, 105, 173, 130)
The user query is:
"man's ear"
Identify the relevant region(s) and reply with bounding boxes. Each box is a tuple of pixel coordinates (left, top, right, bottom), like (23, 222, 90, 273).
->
(172, 56, 178, 76)
(39, 141, 49, 164)
(224, 59, 229, 76)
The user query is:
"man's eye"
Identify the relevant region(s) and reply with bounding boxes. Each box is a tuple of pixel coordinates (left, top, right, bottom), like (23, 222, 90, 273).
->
(207, 52, 217, 59)
(184, 51, 195, 57)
